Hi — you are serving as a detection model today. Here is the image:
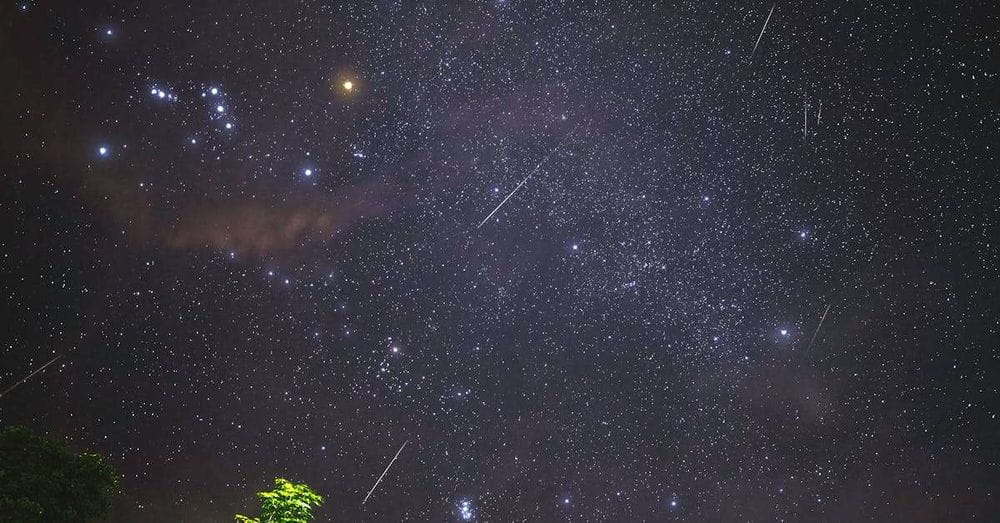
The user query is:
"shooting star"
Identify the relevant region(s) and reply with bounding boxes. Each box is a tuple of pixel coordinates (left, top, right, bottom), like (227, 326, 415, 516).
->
(0, 354, 63, 399)
(816, 100, 823, 125)
(750, 3, 776, 61)
(803, 98, 809, 139)
(805, 303, 831, 353)
(362, 439, 409, 504)
(476, 124, 580, 229)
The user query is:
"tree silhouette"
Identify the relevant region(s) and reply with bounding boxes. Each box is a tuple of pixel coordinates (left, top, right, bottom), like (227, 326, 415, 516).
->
(0, 425, 119, 522)
(235, 478, 324, 523)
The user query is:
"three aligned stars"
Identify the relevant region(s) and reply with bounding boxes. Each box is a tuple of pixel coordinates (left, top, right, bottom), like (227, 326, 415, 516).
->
(95, 71, 359, 180)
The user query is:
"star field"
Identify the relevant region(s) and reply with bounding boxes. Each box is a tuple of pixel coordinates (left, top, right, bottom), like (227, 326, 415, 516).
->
(1, 1, 998, 521)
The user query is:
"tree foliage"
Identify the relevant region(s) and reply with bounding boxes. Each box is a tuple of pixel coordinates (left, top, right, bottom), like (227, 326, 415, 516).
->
(235, 478, 324, 523)
(0, 425, 120, 523)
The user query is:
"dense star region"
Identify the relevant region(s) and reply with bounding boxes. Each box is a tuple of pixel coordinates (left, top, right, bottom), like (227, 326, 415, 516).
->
(2, 1, 997, 521)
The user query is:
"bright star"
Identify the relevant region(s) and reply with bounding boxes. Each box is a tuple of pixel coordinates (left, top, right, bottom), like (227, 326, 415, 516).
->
(98, 146, 108, 156)
(780, 329, 788, 336)
(225, 122, 233, 129)
(304, 168, 313, 176)
(342, 80, 353, 91)
(210, 87, 219, 95)
(216, 105, 225, 113)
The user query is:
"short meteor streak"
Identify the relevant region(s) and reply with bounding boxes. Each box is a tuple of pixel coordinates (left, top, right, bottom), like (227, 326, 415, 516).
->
(750, 4, 776, 61)
(0, 354, 63, 399)
(805, 304, 831, 353)
(803, 99, 809, 139)
(362, 439, 409, 504)
(477, 124, 580, 229)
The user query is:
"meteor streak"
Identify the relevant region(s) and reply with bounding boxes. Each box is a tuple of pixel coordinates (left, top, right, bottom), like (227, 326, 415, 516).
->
(0, 354, 63, 399)
(362, 439, 410, 504)
(805, 303, 831, 353)
(750, 4, 776, 61)
(476, 124, 580, 229)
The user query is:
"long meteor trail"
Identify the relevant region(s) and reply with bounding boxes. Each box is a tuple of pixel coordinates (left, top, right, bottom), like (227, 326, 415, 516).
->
(750, 4, 776, 61)
(476, 124, 580, 229)
(362, 439, 409, 504)
(0, 354, 63, 399)
(805, 303, 831, 353)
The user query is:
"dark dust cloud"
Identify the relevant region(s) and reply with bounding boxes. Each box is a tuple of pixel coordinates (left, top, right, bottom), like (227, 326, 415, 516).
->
(1, 1, 997, 521)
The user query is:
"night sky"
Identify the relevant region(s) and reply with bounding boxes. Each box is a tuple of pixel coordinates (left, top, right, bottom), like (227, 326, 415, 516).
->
(2, 1, 998, 521)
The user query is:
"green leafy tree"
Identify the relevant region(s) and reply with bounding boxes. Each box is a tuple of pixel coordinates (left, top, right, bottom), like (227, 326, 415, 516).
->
(0, 425, 120, 523)
(236, 478, 324, 523)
